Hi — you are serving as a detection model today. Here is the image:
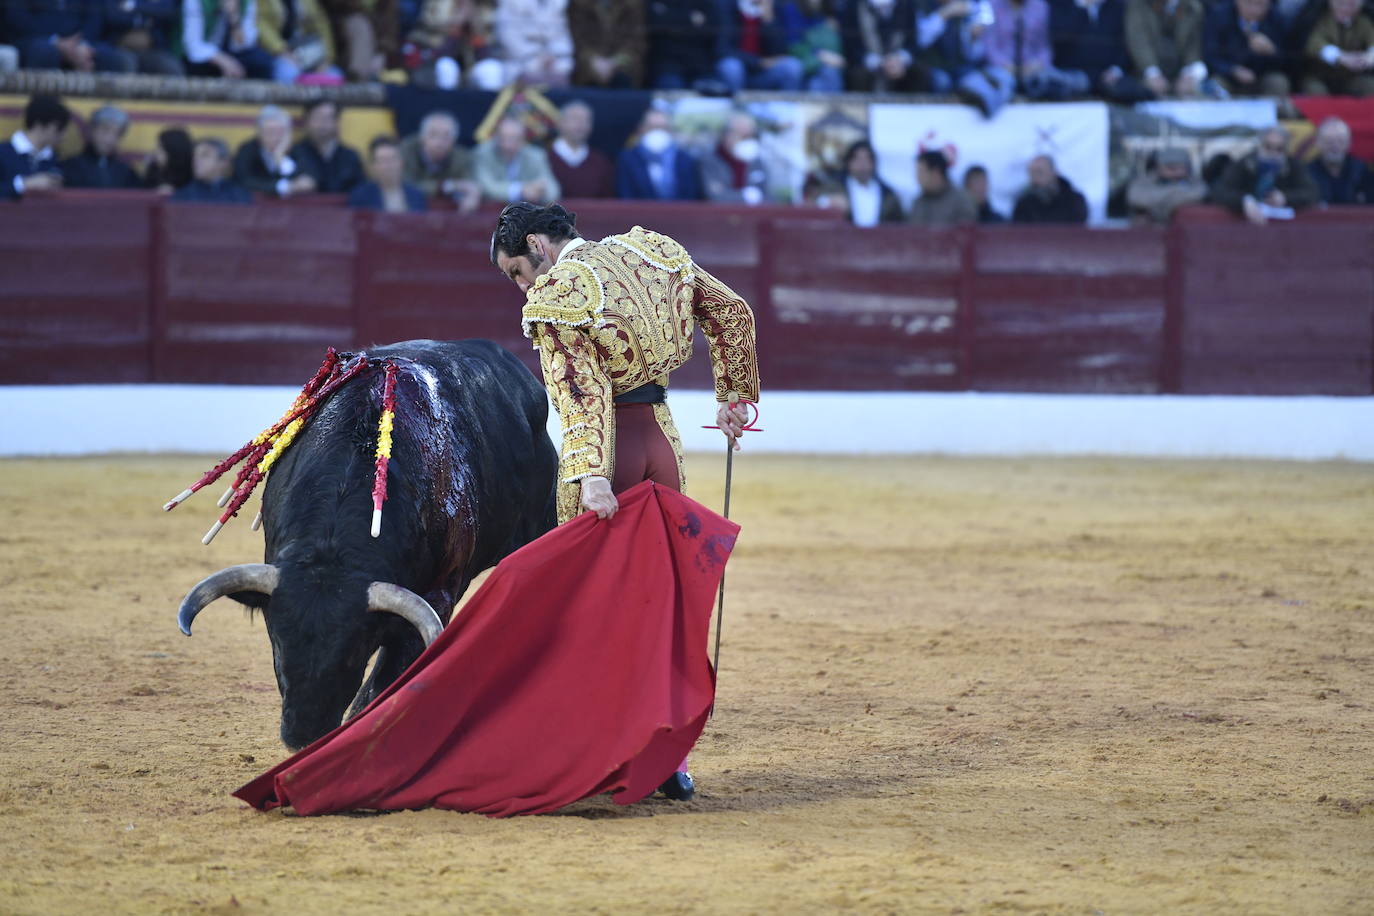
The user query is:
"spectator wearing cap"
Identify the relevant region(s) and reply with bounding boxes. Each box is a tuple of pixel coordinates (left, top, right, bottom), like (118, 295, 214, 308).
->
(778, 0, 846, 92)
(909, 150, 978, 225)
(1211, 126, 1319, 224)
(348, 136, 428, 212)
(615, 106, 704, 201)
(1012, 155, 1089, 223)
(291, 99, 365, 194)
(701, 111, 779, 206)
(717, 0, 805, 92)
(1049, 0, 1153, 103)
(472, 115, 561, 204)
(1302, 0, 1374, 96)
(844, 0, 923, 92)
(234, 106, 315, 197)
(837, 139, 904, 226)
(400, 111, 479, 210)
(1125, 0, 1210, 98)
(1126, 147, 1207, 223)
(489, 0, 574, 87)
(646, 0, 724, 90)
(548, 101, 615, 199)
(986, 0, 1090, 100)
(963, 164, 1006, 222)
(182, 0, 275, 79)
(1, 95, 70, 201)
(102, 0, 186, 74)
(568, 0, 644, 88)
(1307, 117, 1372, 204)
(916, 0, 1016, 117)
(1203, 0, 1290, 97)
(60, 105, 142, 189)
(172, 138, 253, 204)
(5, 0, 134, 72)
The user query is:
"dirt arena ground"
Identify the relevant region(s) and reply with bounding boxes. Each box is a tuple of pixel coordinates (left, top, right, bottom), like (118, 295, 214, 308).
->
(1, 453, 1371, 914)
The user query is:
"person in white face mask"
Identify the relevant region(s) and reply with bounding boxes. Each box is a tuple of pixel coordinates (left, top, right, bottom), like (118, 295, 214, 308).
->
(614, 105, 705, 200)
(700, 111, 777, 206)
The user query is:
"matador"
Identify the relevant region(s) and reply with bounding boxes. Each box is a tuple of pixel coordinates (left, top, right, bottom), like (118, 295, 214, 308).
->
(490, 201, 760, 800)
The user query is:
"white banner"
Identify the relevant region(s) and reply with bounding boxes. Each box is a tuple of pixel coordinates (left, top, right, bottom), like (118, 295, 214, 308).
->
(870, 102, 1111, 224)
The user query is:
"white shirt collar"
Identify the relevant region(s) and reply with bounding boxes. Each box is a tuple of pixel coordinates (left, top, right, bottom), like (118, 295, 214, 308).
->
(556, 237, 588, 263)
(552, 138, 589, 168)
(11, 130, 51, 159)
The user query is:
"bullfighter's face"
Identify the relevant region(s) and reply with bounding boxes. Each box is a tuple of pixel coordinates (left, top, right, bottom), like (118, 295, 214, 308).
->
(496, 234, 556, 295)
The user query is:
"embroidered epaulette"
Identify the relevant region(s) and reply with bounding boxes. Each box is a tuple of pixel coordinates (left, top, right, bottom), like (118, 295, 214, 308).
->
(602, 226, 693, 274)
(520, 259, 606, 338)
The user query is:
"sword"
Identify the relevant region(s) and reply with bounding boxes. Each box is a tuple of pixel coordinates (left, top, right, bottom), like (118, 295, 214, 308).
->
(703, 393, 762, 677)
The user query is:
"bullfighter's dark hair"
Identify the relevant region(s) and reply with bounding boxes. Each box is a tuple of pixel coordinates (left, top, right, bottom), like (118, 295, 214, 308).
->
(25, 94, 70, 131)
(917, 149, 949, 177)
(489, 202, 581, 266)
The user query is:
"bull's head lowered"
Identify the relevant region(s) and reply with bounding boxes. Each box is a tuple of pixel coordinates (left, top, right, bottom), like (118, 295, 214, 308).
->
(177, 564, 442, 751)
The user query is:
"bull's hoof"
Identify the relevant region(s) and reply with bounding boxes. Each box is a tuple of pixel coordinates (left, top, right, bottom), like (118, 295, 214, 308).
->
(658, 771, 695, 801)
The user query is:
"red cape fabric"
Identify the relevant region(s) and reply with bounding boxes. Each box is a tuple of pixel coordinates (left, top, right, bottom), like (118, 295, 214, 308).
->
(233, 481, 737, 817)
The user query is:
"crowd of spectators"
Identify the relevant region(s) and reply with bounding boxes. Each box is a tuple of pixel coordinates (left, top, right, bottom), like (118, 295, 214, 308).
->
(0, 0, 1372, 104)
(2, 91, 1371, 223)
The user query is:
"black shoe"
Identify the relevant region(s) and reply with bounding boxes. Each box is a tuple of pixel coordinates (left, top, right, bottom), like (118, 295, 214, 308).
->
(658, 771, 695, 801)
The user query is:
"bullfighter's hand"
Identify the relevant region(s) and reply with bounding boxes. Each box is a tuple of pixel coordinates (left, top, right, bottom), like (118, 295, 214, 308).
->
(580, 476, 619, 520)
(716, 402, 749, 451)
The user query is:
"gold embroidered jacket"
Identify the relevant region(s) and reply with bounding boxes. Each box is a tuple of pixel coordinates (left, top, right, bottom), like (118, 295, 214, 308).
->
(522, 225, 759, 488)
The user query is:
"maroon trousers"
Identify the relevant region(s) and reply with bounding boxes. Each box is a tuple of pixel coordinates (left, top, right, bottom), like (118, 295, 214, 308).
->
(610, 404, 680, 496)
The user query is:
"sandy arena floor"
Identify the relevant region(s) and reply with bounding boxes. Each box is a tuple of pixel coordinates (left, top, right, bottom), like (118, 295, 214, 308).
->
(0, 453, 1371, 914)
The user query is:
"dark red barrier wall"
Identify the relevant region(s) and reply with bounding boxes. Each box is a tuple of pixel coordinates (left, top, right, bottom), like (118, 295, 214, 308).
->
(1, 197, 1371, 395)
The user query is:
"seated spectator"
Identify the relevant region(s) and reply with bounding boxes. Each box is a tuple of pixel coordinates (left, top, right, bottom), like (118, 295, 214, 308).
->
(1, 95, 69, 201)
(472, 115, 561, 204)
(234, 106, 315, 197)
(548, 101, 615, 199)
(1049, 0, 1153, 103)
(103, 0, 186, 74)
(701, 111, 778, 205)
(5, 0, 134, 72)
(59, 105, 142, 189)
(182, 0, 275, 79)
(320, 0, 398, 82)
(490, 0, 573, 88)
(615, 105, 704, 200)
(290, 99, 365, 193)
(1126, 147, 1207, 223)
(645, 0, 724, 91)
(963, 163, 1006, 222)
(258, 0, 342, 83)
(916, 0, 1016, 116)
(568, 0, 644, 88)
(843, 0, 923, 92)
(909, 150, 977, 225)
(400, 111, 479, 210)
(1211, 125, 1319, 223)
(1302, 0, 1374, 96)
(835, 139, 904, 226)
(778, 0, 845, 92)
(404, 0, 500, 89)
(1203, 0, 1290, 97)
(1307, 116, 1372, 204)
(1125, 0, 1211, 97)
(348, 136, 428, 211)
(172, 138, 254, 204)
(717, 0, 805, 92)
(1012, 154, 1089, 223)
(144, 127, 195, 193)
(987, 0, 1090, 100)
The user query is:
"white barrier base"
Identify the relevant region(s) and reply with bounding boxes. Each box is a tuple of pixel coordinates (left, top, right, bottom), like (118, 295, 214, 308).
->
(0, 386, 1369, 461)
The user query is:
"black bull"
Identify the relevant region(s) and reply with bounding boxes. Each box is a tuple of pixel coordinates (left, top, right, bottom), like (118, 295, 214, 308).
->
(177, 340, 558, 750)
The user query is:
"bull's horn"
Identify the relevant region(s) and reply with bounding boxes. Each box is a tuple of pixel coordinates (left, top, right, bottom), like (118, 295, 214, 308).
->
(177, 564, 279, 636)
(366, 583, 443, 646)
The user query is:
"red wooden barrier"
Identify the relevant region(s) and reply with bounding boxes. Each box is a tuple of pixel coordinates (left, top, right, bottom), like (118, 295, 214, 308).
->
(0, 196, 1370, 395)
